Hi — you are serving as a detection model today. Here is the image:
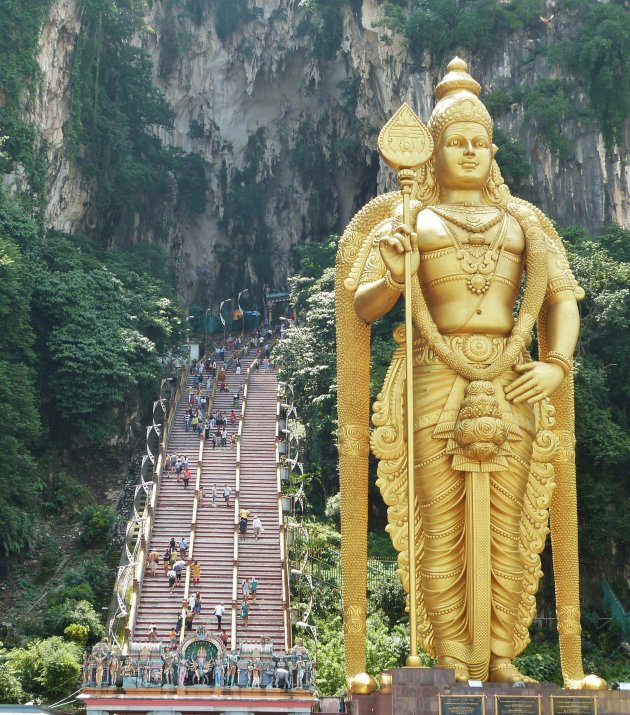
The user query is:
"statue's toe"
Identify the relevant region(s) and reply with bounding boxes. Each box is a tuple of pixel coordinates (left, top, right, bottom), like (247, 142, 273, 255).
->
(489, 662, 537, 685)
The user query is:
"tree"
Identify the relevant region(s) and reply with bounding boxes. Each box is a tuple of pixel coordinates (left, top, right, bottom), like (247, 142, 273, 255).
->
(3, 636, 82, 700)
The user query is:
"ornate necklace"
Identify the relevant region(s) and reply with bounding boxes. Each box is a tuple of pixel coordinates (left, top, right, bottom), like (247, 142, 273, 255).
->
(431, 204, 505, 245)
(430, 207, 508, 295)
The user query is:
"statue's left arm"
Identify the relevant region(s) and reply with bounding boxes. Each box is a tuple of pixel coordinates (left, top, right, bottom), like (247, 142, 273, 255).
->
(505, 239, 579, 405)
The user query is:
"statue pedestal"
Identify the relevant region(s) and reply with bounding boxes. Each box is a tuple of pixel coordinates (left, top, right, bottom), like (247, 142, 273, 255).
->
(348, 668, 629, 715)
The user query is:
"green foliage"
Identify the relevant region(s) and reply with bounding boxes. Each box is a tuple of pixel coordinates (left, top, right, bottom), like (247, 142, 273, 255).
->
(563, 4, 630, 151)
(311, 615, 411, 695)
(0, 644, 25, 703)
(323, 493, 340, 527)
(522, 79, 575, 159)
(68, 0, 207, 240)
(63, 624, 89, 645)
(367, 577, 406, 628)
(36, 531, 62, 577)
(514, 641, 562, 685)
(207, 0, 261, 42)
(45, 599, 105, 642)
(0, 202, 41, 559)
(385, 0, 544, 67)
(493, 128, 531, 194)
(0, 0, 51, 211)
(298, 0, 345, 62)
(219, 128, 273, 287)
(50, 554, 112, 607)
(80, 505, 116, 547)
(274, 262, 337, 492)
(4, 636, 82, 700)
(563, 226, 630, 579)
(30, 231, 181, 442)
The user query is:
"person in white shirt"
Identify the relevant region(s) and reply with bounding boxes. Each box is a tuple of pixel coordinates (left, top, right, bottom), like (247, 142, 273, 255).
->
(214, 603, 225, 630)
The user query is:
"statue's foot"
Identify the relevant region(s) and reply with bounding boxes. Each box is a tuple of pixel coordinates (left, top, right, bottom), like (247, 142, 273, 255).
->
(437, 657, 469, 683)
(565, 674, 607, 690)
(489, 660, 537, 685)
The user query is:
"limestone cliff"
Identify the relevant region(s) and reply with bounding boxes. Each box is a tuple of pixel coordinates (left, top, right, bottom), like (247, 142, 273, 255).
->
(31, 0, 630, 306)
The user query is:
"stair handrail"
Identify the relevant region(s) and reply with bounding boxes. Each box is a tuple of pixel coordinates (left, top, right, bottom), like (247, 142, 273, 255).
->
(276, 386, 292, 652)
(231, 349, 256, 647)
(121, 359, 190, 655)
(112, 360, 189, 653)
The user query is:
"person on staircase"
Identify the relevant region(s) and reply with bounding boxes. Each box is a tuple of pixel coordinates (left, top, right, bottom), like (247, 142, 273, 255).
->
(242, 577, 250, 602)
(240, 600, 250, 627)
(239, 508, 251, 538)
(223, 484, 232, 507)
(147, 548, 160, 576)
(252, 515, 263, 541)
(191, 559, 201, 584)
(214, 603, 225, 630)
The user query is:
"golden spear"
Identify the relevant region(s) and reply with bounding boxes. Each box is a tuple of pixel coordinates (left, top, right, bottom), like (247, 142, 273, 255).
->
(377, 104, 433, 666)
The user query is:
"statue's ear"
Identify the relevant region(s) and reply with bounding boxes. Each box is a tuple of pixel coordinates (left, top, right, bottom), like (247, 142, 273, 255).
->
(492, 143, 498, 157)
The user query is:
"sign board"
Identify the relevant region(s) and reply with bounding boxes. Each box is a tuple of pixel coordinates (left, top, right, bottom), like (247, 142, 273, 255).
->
(439, 694, 485, 715)
(550, 696, 597, 715)
(496, 694, 542, 715)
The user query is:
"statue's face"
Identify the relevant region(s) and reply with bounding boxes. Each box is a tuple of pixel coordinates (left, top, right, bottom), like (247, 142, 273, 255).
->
(434, 121, 493, 192)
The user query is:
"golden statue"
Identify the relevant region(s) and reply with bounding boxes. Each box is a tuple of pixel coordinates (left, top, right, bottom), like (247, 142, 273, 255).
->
(336, 58, 605, 690)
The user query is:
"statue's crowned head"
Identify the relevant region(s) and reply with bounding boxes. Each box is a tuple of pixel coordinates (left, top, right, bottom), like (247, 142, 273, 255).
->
(428, 57, 493, 145)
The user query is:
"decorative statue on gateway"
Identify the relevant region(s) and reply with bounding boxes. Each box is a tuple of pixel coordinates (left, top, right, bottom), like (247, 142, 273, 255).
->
(336, 58, 605, 690)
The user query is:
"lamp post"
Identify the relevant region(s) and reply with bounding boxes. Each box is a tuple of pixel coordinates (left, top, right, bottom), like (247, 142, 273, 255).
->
(219, 298, 232, 347)
(237, 289, 249, 337)
(204, 307, 211, 354)
(185, 315, 195, 358)
(295, 620, 318, 667)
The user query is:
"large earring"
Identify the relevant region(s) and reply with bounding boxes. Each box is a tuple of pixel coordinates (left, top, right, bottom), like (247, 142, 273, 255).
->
(413, 161, 439, 206)
(483, 160, 510, 206)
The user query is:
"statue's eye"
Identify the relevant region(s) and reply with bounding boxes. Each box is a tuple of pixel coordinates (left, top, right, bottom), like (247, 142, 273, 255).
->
(448, 139, 460, 146)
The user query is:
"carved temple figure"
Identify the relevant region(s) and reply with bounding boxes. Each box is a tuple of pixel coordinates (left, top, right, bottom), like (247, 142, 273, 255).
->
(94, 655, 106, 688)
(336, 58, 605, 690)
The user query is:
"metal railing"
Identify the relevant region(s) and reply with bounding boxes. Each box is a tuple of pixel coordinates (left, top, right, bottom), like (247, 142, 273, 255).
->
(109, 363, 189, 653)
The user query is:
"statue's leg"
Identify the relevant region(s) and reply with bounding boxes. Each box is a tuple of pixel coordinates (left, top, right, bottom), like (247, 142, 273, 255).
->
(413, 368, 469, 679)
(488, 402, 535, 684)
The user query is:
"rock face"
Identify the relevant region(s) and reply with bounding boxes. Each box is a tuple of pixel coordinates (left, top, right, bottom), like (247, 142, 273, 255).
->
(33, 0, 88, 234)
(31, 0, 630, 303)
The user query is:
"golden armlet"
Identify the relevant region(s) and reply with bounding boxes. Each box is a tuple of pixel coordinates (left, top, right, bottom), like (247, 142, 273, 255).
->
(546, 351, 573, 376)
(383, 270, 405, 292)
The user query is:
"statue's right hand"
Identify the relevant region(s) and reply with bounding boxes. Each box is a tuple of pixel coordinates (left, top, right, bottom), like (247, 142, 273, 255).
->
(378, 225, 420, 283)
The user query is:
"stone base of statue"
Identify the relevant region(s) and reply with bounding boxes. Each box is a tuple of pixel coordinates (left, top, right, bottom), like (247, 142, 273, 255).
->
(346, 668, 628, 715)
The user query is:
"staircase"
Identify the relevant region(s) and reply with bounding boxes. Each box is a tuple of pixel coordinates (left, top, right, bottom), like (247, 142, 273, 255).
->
(191, 351, 255, 649)
(134, 352, 252, 641)
(132, 350, 287, 652)
(235, 366, 286, 648)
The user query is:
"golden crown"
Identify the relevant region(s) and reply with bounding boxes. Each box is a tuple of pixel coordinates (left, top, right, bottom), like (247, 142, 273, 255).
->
(427, 57, 493, 143)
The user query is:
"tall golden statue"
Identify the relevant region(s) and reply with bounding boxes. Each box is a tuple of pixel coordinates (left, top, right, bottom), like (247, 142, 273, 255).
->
(336, 58, 605, 690)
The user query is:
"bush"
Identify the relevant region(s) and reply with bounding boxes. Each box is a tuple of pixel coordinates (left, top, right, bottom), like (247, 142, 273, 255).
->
(0, 655, 25, 703)
(36, 531, 62, 577)
(63, 623, 89, 645)
(4, 636, 82, 700)
(80, 505, 116, 547)
(60, 555, 112, 604)
(45, 599, 104, 642)
(324, 493, 340, 528)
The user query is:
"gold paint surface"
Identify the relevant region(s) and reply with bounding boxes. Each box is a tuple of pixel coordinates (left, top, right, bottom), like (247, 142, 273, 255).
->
(336, 57, 598, 689)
